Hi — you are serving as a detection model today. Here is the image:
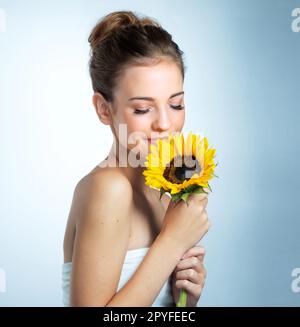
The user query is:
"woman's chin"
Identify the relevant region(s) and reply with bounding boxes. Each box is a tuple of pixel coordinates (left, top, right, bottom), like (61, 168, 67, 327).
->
(125, 143, 148, 166)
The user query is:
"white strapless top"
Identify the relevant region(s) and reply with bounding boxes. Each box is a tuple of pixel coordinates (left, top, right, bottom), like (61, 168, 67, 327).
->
(62, 247, 174, 307)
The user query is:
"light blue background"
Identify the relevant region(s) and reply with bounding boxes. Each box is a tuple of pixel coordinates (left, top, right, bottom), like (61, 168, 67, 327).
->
(0, 0, 299, 306)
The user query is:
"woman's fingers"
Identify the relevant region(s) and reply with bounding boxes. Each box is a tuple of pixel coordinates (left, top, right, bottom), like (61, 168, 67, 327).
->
(175, 279, 203, 298)
(175, 268, 206, 285)
(181, 245, 206, 260)
(176, 256, 204, 273)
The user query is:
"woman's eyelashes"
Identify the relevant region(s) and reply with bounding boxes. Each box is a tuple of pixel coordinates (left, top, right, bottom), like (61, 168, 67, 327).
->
(133, 104, 185, 115)
(171, 104, 185, 110)
(134, 108, 151, 114)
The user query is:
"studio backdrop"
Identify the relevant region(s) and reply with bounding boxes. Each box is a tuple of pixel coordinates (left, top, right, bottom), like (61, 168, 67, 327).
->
(0, 0, 299, 306)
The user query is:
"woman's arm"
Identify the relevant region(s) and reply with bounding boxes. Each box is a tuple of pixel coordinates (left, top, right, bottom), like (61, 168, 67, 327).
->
(69, 170, 183, 307)
(106, 232, 182, 306)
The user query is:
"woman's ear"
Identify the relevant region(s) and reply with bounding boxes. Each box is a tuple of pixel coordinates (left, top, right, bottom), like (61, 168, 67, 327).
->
(92, 92, 112, 125)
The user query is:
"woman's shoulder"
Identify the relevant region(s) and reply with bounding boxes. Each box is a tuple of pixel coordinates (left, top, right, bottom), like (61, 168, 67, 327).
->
(69, 165, 134, 227)
(75, 165, 133, 201)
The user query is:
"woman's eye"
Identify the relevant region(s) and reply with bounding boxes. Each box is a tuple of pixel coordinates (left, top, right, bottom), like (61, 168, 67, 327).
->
(170, 104, 184, 110)
(134, 108, 150, 114)
(133, 105, 184, 114)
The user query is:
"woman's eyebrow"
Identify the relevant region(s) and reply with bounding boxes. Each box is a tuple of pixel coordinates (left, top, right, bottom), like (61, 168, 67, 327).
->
(128, 91, 184, 101)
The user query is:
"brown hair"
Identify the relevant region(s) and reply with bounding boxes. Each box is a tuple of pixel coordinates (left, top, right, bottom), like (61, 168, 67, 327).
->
(88, 10, 186, 103)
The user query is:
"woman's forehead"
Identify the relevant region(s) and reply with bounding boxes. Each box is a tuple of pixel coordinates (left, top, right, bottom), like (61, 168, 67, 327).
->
(116, 61, 183, 99)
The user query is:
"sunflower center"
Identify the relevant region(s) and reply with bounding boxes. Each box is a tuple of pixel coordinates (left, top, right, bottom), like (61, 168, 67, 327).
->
(163, 155, 201, 184)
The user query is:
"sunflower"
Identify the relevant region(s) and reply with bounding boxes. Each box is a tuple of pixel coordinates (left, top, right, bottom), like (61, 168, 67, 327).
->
(143, 131, 218, 203)
(142, 131, 218, 307)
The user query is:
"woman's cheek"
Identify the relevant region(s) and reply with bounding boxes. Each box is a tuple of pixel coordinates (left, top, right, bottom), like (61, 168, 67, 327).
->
(124, 120, 149, 155)
(174, 110, 185, 130)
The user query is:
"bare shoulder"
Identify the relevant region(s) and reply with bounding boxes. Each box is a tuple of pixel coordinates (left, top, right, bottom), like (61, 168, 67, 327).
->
(68, 167, 134, 306)
(65, 166, 134, 255)
(74, 166, 133, 209)
(69, 166, 134, 230)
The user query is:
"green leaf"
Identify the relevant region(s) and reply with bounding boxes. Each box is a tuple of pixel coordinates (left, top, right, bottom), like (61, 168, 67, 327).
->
(207, 183, 213, 193)
(171, 192, 182, 202)
(181, 192, 191, 203)
(193, 185, 208, 194)
(159, 187, 166, 200)
(184, 184, 198, 193)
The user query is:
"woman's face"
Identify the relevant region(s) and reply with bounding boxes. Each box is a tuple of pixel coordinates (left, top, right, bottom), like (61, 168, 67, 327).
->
(109, 59, 185, 162)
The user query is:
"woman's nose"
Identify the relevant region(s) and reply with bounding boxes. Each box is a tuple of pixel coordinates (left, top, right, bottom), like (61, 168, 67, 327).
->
(152, 108, 171, 132)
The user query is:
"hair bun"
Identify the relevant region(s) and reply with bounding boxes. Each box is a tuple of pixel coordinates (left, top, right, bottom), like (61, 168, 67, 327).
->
(88, 10, 160, 49)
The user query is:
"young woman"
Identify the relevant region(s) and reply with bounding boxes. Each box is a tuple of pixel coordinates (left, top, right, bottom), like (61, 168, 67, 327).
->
(62, 10, 210, 307)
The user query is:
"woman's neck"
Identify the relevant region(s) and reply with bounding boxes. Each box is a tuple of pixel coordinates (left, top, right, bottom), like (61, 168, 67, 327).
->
(106, 140, 148, 194)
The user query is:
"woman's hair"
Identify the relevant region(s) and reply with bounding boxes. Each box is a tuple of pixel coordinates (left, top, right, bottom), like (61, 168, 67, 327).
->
(88, 10, 186, 103)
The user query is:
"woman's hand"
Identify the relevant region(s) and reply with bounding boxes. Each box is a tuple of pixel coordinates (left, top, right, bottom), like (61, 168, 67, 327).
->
(161, 193, 210, 255)
(171, 245, 207, 307)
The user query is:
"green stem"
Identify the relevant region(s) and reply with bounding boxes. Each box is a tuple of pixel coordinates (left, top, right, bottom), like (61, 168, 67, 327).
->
(176, 289, 187, 307)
